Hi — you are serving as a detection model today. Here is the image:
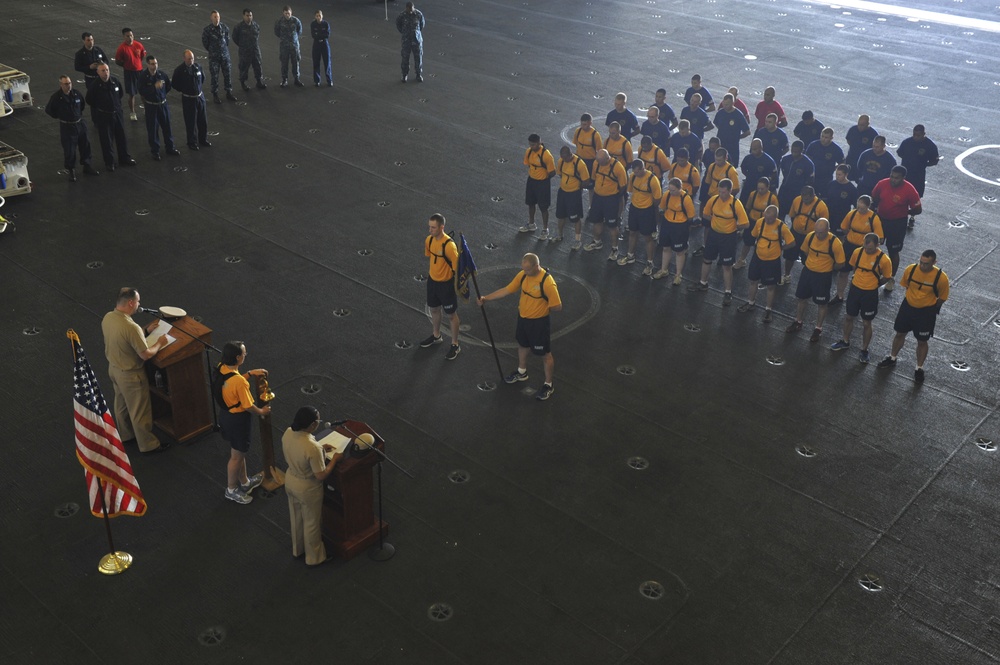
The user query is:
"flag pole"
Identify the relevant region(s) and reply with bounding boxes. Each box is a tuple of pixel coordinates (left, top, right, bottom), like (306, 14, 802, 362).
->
(469, 269, 505, 384)
(96, 480, 133, 575)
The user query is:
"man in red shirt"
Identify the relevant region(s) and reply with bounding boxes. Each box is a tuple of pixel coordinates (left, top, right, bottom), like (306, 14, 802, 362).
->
(753, 86, 787, 130)
(871, 166, 921, 291)
(114, 27, 146, 121)
(727, 86, 750, 124)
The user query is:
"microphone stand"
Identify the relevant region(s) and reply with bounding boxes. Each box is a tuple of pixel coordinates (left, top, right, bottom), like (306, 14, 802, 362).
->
(339, 422, 414, 562)
(143, 308, 222, 432)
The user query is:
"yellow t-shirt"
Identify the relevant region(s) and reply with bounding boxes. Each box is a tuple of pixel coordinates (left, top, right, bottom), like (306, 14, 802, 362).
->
(637, 146, 671, 178)
(425, 233, 458, 283)
(557, 155, 590, 193)
(849, 247, 893, 291)
(704, 194, 749, 234)
(788, 197, 829, 235)
(592, 160, 628, 197)
(628, 171, 662, 209)
(703, 161, 741, 197)
(219, 366, 255, 413)
(667, 162, 701, 196)
(745, 190, 778, 225)
(523, 146, 555, 180)
(505, 269, 563, 319)
(841, 209, 884, 246)
(900, 264, 949, 308)
(660, 190, 696, 223)
(801, 232, 845, 273)
(573, 126, 603, 161)
(752, 219, 795, 261)
(604, 135, 634, 168)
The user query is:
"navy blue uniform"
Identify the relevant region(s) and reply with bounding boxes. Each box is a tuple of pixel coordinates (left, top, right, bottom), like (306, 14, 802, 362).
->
(85, 76, 132, 168)
(777, 155, 815, 217)
(896, 137, 939, 197)
(653, 102, 677, 129)
(845, 125, 879, 180)
(640, 119, 671, 152)
(606, 108, 640, 141)
(805, 139, 845, 192)
(793, 119, 824, 147)
(823, 180, 859, 233)
(202, 21, 234, 95)
(138, 69, 176, 156)
(171, 62, 209, 148)
(44, 87, 93, 170)
(739, 152, 777, 204)
(681, 106, 712, 139)
(684, 86, 713, 110)
(753, 127, 789, 185)
(670, 131, 703, 164)
(856, 149, 897, 197)
(396, 7, 426, 79)
(74, 45, 109, 85)
(714, 107, 750, 164)
(311, 19, 332, 85)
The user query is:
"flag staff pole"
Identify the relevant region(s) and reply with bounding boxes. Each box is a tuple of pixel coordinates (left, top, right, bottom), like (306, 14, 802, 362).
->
(459, 233, 505, 383)
(95, 476, 133, 576)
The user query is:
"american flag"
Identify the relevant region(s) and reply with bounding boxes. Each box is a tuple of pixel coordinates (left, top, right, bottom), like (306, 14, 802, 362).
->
(68, 330, 147, 518)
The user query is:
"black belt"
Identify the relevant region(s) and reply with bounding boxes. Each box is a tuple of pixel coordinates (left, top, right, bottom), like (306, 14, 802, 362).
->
(144, 100, 164, 105)
(60, 119, 82, 124)
(182, 93, 203, 98)
(96, 108, 118, 113)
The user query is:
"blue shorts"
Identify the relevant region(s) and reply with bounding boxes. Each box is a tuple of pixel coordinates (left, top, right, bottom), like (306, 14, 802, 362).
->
(893, 299, 937, 341)
(794, 267, 833, 304)
(515, 315, 551, 356)
(658, 222, 689, 250)
(123, 69, 141, 95)
(556, 188, 584, 220)
(748, 255, 781, 285)
(702, 229, 738, 265)
(219, 409, 252, 453)
(427, 278, 457, 314)
(627, 205, 657, 235)
(525, 177, 552, 209)
(587, 193, 621, 225)
(846, 285, 879, 320)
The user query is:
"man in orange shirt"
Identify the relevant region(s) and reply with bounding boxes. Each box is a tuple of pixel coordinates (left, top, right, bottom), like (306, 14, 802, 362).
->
(620, 160, 662, 274)
(420, 213, 461, 360)
(478, 253, 563, 401)
(555, 146, 590, 250)
(785, 219, 845, 342)
(876, 249, 949, 382)
(737, 205, 795, 321)
(830, 233, 892, 363)
(688, 179, 748, 305)
(521, 133, 556, 238)
(655, 177, 697, 285)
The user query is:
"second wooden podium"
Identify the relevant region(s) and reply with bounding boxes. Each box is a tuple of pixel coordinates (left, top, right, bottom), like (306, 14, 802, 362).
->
(319, 421, 389, 560)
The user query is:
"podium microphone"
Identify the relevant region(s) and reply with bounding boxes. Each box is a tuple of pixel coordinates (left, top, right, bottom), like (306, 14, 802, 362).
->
(139, 307, 160, 315)
(320, 420, 347, 431)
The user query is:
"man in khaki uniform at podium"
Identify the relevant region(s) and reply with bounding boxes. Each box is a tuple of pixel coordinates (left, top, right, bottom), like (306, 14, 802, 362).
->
(101, 287, 169, 454)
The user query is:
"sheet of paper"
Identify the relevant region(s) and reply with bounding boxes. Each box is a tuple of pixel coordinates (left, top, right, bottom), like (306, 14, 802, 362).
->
(146, 319, 175, 347)
(320, 431, 353, 458)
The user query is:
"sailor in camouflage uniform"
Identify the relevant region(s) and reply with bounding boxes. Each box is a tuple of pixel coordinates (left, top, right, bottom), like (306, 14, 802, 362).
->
(273, 5, 303, 87)
(202, 11, 237, 103)
(232, 10, 265, 91)
(396, 2, 426, 83)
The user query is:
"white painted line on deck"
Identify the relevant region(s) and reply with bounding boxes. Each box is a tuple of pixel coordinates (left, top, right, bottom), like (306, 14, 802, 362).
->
(812, 1, 1000, 33)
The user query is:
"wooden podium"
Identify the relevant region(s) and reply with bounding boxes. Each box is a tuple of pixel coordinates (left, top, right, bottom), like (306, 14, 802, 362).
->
(147, 316, 213, 443)
(319, 421, 389, 560)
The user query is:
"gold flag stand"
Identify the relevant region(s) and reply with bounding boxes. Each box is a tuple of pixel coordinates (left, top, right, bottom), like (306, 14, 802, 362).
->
(256, 375, 285, 490)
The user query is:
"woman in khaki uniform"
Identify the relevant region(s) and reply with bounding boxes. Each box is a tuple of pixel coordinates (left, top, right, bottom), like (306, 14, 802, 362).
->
(281, 407, 343, 565)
